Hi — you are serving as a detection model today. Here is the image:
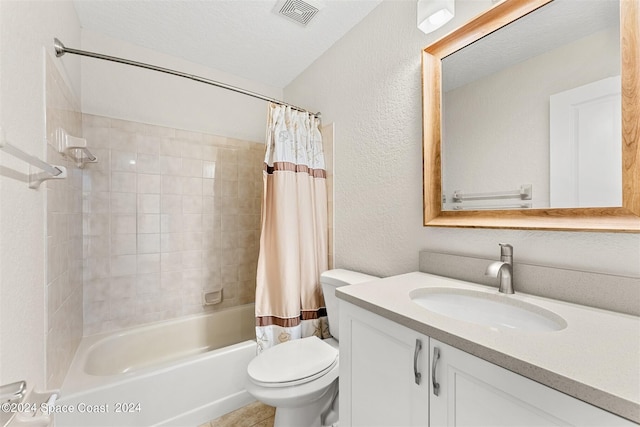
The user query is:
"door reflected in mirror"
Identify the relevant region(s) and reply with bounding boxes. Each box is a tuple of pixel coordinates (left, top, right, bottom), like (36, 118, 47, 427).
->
(440, 0, 620, 211)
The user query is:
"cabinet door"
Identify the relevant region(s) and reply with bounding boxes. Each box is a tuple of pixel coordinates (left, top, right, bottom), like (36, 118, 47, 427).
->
(340, 302, 430, 427)
(430, 339, 636, 427)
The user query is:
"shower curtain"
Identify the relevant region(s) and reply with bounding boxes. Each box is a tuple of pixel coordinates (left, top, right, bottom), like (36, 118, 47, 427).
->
(255, 103, 329, 353)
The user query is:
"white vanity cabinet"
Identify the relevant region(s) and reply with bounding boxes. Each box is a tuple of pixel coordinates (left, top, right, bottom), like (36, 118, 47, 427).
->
(430, 339, 637, 427)
(339, 300, 638, 427)
(339, 302, 430, 426)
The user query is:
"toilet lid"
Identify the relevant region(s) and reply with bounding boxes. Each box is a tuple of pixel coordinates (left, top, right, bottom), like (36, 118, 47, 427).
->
(248, 336, 338, 387)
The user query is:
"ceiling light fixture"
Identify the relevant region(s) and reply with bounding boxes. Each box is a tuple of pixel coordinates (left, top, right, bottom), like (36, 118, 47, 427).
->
(417, 0, 455, 34)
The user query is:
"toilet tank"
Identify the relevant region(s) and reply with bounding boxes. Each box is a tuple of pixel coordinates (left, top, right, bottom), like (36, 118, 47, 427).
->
(320, 269, 378, 340)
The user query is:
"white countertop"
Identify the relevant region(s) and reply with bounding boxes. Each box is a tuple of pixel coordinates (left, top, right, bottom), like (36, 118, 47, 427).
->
(336, 272, 640, 424)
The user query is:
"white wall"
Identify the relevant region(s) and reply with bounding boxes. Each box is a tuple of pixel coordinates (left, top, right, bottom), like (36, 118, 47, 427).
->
(0, 0, 81, 391)
(81, 30, 282, 143)
(284, 0, 640, 279)
(443, 27, 620, 209)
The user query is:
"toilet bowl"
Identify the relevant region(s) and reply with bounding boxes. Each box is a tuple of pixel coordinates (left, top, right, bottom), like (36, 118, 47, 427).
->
(245, 336, 339, 427)
(246, 269, 378, 427)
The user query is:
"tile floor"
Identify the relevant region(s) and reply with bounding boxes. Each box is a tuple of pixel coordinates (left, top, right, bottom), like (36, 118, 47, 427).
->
(200, 401, 275, 427)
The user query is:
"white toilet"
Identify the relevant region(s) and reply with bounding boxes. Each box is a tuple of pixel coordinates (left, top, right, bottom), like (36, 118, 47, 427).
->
(246, 269, 378, 427)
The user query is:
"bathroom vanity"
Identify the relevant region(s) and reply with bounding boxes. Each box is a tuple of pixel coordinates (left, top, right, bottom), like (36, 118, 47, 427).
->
(337, 272, 640, 426)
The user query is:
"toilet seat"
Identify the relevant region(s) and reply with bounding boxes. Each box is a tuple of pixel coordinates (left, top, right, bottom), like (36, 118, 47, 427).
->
(248, 336, 338, 388)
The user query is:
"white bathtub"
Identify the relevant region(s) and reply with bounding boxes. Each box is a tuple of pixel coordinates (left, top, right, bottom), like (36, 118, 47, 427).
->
(56, 304, 257, 427)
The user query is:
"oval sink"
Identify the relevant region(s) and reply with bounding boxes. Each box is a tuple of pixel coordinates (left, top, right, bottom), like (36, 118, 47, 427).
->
(410, 288, 567, 332)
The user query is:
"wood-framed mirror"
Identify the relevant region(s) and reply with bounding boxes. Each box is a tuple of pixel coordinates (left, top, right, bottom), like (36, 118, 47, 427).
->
(422, 0, 640, 232)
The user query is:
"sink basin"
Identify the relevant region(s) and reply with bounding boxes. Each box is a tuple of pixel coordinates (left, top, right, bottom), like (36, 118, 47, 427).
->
(410, 288, 567, 332)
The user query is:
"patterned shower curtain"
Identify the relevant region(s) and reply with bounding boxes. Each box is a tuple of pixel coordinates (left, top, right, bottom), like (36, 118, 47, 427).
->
(255, 103, 329, 353)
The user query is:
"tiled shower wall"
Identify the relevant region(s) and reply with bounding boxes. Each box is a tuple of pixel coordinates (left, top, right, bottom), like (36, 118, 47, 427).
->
(43, 50, 332, 377)
(45, 55, 84, 388)
(81, 114, 263, 335)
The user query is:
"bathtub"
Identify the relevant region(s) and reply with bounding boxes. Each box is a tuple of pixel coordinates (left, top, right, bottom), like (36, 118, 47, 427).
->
(56, 304, 257, 427)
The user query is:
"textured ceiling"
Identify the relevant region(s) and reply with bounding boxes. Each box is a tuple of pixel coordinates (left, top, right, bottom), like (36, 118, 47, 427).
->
(73, 0, 382, 88)
(442, 0, 620, 92)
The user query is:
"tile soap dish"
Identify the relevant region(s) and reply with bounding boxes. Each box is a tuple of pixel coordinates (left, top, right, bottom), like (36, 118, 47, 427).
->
(54, 128, 97, 168)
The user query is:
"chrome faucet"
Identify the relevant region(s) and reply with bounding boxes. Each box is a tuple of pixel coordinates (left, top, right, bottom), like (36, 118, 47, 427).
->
(485, 243, 514, 294)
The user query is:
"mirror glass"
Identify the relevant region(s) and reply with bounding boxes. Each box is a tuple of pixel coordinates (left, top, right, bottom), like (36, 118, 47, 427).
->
(441, 0, 620, 211)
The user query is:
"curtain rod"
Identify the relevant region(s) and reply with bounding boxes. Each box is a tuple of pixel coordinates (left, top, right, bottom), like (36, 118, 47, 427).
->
(53, 38, 320, 118)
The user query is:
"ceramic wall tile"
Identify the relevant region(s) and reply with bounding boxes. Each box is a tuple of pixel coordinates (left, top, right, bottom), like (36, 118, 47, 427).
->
(81, 114, 265, 336)
(45, 56, 83, 389)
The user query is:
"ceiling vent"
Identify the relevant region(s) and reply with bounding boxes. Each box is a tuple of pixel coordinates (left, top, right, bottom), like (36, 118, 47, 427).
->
(273, 0, 324, 27)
